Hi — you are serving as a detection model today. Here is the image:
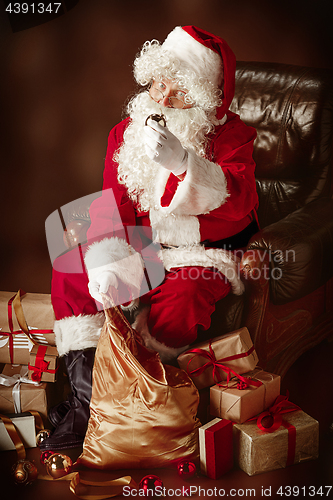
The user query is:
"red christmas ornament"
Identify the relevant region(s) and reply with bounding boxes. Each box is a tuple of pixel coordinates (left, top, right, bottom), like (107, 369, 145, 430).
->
(260, 414, 274, 429)
(11, 459, 38, 485)
(139, 475, 164, 496)
(177, 461, 197, 479)
(40, 450, 55, 465)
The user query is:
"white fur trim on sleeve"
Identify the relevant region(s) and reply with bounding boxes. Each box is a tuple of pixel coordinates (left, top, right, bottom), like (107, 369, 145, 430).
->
(155, 150, 229, 216)
(54, 312, 105, 356)
(149, 209, 201, 247)
(84, 237, 145, 304)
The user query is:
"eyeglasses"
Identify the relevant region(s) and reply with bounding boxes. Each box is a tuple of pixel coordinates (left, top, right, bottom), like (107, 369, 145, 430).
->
(149, 81, 191, 109)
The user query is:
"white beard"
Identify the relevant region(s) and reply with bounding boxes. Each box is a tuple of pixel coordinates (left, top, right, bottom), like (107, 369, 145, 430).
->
(114, 92, 215, 212)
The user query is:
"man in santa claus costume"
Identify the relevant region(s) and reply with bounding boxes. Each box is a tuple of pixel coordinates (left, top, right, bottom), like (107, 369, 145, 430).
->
(41, 25, 259, 450)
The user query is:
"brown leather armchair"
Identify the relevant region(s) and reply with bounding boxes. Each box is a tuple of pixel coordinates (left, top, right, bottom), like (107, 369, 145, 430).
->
(61, 62, 333, 377)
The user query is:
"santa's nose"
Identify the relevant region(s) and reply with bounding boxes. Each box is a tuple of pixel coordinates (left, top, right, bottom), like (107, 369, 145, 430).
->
(160, 92, 173, 107)
(161, 99, 172, 107)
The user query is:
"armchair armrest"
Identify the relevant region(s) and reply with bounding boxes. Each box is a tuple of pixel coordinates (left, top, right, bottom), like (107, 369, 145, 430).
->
(241, 197, 333, 305)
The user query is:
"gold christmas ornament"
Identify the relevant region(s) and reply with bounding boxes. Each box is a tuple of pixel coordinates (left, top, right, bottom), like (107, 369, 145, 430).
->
(11, 459, 38, 485)
(45, 453, 73, 479)
(36, 429, 51, 447)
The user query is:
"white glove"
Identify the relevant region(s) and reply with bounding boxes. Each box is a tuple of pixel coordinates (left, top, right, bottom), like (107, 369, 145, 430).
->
(88, 270, 118, 304)
(143, 119, 188, 176)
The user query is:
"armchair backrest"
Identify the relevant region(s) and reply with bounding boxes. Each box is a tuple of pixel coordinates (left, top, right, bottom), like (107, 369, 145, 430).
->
(231, 62, 333, 228)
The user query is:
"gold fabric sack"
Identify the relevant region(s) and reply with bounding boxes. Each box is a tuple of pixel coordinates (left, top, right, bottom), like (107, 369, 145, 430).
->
(78, 294, 200, 470)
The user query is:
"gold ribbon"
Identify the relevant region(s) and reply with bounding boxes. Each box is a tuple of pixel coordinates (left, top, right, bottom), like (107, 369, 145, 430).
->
(27, 409, 44, 434)
(70, 474, 137, 500)
(12, 289, 37, 345)
(39, 470, 137, 499)
(0, 413, 27, 460)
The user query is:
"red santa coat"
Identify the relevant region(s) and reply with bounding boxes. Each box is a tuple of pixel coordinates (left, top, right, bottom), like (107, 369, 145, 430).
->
(84, 110, 258, 294)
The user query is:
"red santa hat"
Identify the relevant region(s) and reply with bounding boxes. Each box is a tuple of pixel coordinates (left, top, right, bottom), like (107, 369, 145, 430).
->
(162, 26, 224, 88)
(164, 26, 236, 120)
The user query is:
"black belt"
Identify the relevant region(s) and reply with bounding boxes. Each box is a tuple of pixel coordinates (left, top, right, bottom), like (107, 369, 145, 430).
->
(161, 220, 259, 251)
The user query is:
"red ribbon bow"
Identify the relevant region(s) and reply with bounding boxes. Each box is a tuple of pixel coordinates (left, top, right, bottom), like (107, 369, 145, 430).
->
(28, 345, 58, 382)
(186, 342, 261, 389)
(253, 392, 301, 466)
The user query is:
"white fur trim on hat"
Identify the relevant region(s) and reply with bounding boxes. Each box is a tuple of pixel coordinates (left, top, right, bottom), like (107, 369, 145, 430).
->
(153, 150, 229, 217)
(84, 237, 145, 308)
(162, 26, 223, 88)
(54, 312, 105, 356)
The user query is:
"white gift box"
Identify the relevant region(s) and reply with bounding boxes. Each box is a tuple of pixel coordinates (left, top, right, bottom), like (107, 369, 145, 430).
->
(0, 412, 36, 450)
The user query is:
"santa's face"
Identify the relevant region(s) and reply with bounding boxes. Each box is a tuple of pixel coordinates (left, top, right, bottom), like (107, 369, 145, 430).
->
(149, 78, 193, 110)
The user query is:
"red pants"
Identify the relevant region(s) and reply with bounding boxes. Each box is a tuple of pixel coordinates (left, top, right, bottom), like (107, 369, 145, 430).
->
(141, 267, 231, 347)
(51, 248, 231, 348)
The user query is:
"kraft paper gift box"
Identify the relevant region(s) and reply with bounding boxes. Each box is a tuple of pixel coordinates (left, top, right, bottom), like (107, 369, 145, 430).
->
(199, 417, 233, 479)
(0, 364, 48, 420)
(0, 412, 37, 450)
(177, 327, 259, 390)
(233, 397, 319, 476)
(210, 368, 281, 423)
(28, 344, 59, 383)
(0, 290, 56, 364)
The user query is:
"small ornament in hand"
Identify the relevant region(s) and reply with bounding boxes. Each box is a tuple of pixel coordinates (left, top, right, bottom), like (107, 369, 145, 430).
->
(145, 113, 166, 127)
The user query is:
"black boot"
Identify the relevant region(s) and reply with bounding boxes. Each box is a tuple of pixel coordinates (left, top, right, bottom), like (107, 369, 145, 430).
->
(40, 348, 95, 450)
(48, 399, 72, 429)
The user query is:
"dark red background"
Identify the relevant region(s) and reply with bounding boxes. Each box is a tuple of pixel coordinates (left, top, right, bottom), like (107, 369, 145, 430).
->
(1, 0, 332, 294)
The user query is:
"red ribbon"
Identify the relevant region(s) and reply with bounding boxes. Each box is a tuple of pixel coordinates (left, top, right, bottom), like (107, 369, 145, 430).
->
(252, 393, 301, 467)
(186, 342, 261, 389)
(28, 345, 58, 382)
(5, 290, 53, 364)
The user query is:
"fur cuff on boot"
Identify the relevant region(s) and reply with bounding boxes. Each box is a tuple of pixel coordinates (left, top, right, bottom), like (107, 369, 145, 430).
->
(54, 312, 105, 356)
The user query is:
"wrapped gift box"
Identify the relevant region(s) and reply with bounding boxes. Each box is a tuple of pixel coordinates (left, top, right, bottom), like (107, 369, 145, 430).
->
(199, 417, 233, 479)
(233, 409, 319, 476)
(210, 368, 281, 423)
(29, 344, 59, 382)
(177, 328, 258, 390)
(0, 412, 37, 450)
(0, 290, 56, 364)
(0, 364, 48, 419)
